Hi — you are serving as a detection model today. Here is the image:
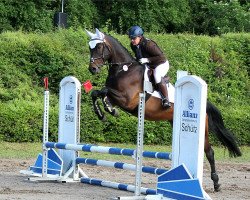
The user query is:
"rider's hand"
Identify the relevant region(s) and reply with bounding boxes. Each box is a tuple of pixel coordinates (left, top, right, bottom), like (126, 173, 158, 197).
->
(139, 58, 149, 64)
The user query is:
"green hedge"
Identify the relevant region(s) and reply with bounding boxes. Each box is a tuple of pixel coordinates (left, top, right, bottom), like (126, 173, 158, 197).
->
(0, 29, 249, 145)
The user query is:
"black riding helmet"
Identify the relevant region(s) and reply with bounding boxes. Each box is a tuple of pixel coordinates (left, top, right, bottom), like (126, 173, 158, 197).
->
(128, 25, 144, 39)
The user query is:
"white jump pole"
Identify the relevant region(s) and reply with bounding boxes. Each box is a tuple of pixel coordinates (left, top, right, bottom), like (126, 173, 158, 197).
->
(135, 92, 146, 196)
(42, 77, 49, 177)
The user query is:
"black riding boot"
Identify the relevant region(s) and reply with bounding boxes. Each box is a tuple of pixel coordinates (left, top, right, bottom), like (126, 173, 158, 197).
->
(157, 80, 171, 109)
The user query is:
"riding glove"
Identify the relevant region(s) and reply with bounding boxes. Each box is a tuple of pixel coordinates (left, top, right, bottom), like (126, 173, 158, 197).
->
(139, 58, 149, 64)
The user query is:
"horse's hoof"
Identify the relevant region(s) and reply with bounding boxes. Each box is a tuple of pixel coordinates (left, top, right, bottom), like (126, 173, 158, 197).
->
(214, 184, 221, 192)
(112, 108, 119, 117)
(97, 114, 106, 121)
(101, 115, 107, 122)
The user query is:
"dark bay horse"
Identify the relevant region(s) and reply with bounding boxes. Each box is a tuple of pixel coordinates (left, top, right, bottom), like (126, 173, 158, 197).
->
(85, 29, 242, 192)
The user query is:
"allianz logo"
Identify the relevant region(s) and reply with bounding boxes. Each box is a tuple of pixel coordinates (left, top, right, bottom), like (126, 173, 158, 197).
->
(182, 110, 198, 118)
(66, 105, 74, 111)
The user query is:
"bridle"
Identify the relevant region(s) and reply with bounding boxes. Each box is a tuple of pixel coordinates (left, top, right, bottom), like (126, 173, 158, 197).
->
(89, 40, 112, 67)
(89, 39, 136, 70)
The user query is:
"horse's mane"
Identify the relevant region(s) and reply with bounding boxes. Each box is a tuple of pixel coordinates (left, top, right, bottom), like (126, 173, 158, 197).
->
(105, 34, 136, 61)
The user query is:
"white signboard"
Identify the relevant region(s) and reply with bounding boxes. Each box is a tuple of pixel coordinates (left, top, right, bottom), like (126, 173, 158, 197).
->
(172, 72, 207, 182)
(58, 76, 81, 173)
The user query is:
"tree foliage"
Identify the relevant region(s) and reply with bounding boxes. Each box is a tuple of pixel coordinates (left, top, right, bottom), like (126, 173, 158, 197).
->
(0, 0, 58, 32)
(0, 0, 249, 35)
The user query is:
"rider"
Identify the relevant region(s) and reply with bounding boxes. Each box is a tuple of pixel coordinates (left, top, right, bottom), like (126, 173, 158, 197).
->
(128, 25, 171, 109)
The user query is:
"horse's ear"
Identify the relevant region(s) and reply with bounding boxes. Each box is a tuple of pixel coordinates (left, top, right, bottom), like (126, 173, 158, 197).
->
(95, 28, 105, 40)
(85, 29, 95, 38)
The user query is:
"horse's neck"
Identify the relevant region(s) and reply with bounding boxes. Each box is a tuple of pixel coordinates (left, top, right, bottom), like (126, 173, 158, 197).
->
(105, 35, 144, 93)
(106, 36, 134, 64)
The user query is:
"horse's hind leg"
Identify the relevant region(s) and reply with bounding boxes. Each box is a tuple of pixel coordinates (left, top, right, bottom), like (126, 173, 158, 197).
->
(205, 143, 221, 191)
(205, 117, 221, 192)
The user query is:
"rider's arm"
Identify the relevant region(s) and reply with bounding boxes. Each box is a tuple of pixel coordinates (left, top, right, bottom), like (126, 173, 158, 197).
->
(145, 40, 166, 66)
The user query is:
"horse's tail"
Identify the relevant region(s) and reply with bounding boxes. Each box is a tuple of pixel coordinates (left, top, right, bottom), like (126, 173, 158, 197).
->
(206, 101, 242, 157)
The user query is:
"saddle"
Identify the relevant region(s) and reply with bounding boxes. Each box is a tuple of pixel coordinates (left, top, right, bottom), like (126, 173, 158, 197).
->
(147, 68, 170, 91)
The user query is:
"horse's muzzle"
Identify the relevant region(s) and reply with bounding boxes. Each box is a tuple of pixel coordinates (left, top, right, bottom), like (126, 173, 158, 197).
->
(89, 65, 100, 74)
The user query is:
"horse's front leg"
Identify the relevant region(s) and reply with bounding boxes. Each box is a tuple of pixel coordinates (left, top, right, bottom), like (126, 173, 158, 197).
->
(91, 90, 106, 121)
(100, 88, 119, 117)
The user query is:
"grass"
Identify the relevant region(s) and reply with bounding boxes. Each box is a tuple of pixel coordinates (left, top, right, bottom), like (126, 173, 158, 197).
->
(0, 141, 249, 163)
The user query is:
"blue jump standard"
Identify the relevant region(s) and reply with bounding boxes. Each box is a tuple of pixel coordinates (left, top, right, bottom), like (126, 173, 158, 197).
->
(45, 142, 171, 160)
(76, 157, 168, 175)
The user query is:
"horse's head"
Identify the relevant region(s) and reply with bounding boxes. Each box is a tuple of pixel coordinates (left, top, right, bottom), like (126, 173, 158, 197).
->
(86, 28, 112, 74)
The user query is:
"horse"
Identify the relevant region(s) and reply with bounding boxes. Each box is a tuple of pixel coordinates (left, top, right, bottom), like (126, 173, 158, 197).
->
(85, 28, 242, 192)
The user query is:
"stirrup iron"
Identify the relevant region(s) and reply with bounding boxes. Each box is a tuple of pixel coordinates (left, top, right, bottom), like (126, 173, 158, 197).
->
(162, 98, 171, 109)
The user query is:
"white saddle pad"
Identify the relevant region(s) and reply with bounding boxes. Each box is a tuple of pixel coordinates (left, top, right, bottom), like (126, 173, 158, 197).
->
(144, 67, 175, 103)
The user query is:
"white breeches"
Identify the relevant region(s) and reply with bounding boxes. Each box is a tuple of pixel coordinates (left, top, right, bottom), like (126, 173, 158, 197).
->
(154, 61, 169, 83)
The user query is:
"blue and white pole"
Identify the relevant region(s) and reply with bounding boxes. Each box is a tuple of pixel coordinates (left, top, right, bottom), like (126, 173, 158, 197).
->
(75, 158, 168, 175)
(45, 142, 171, 160)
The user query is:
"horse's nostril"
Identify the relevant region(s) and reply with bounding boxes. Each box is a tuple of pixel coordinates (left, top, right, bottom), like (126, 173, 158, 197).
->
(89, 66, 98, 74)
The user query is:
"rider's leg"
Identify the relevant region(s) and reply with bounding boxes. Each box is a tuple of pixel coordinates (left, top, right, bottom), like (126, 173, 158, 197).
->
(157, 78, 171, 109)
(154, 61, 171, 109)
